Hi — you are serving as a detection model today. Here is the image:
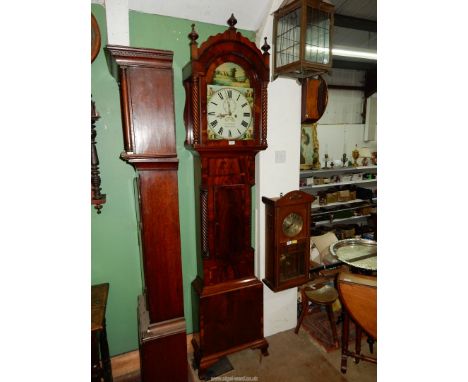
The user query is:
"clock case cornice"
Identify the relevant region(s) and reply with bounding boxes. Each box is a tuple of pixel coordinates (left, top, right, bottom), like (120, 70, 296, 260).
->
(105, 45, 178, 166)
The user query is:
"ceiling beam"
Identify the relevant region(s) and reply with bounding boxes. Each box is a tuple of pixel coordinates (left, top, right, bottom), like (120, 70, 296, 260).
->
(334, 14, 377, 32)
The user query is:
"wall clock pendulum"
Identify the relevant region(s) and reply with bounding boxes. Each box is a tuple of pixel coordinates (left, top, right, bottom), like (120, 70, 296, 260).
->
(182, 14, 271, 379)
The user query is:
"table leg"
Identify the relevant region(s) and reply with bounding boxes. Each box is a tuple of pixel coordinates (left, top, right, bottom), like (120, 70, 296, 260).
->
(367, 336, 375, 354)
(91, 332, 101, 382)
(100, 319, 113, 382)
(325, 304, 339, 347)
(340, 311, 349, 374)
(355, 324, 362, 364)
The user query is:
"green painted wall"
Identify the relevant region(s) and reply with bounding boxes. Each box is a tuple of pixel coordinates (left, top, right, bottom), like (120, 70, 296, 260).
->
(91, 4, 256, 356)
(91, 4, 143, 356)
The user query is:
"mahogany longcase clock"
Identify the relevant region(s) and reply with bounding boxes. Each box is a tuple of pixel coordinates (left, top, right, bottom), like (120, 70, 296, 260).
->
(182, 15, 271, 378)
(105, 46, 187, 382)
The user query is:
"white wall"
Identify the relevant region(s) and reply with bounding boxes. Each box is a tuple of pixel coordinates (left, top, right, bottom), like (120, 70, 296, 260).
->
(93, 0, 129, 45)
(255, 0, 301, 337)
(317, 70, 377, 164)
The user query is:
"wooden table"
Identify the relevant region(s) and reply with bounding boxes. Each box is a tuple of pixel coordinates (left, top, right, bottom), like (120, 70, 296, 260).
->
(92, 283, 113, 382)
(337, 272, 377, 373)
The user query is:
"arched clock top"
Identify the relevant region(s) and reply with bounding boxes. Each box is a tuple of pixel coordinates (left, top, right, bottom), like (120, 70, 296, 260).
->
(189, 15, 270, 79)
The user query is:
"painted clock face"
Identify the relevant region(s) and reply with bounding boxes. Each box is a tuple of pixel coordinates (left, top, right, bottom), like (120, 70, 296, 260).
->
(282, 212, 303, 238)
(207, 87, 252, 140)
(207, 62, 254, 140)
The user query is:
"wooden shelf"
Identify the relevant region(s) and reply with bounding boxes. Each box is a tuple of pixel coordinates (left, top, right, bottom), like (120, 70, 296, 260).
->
(314, 214, 371, 226)
(301, 178, 377, 191)
(311, 198, 376, 210)
(302, 164, 377, 230)
(300, 165, 377, 178)
(311, 198, 377, 213)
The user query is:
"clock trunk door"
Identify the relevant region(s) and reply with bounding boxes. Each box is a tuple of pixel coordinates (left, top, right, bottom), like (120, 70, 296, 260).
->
(212, 184, 253, 281)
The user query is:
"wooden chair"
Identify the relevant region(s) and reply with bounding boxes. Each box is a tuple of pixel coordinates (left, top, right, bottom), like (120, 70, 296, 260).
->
(295, 276, 339, 347)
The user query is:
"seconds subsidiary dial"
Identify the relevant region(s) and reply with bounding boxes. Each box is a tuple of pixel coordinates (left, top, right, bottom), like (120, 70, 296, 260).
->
(207, 87, 253, 140)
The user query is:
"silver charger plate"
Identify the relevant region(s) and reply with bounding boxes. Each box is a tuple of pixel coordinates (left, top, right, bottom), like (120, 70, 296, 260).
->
(330, 238, 377, 271)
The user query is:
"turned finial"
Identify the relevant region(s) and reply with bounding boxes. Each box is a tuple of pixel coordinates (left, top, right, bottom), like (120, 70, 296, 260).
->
(188, 23, 199, 44)
(227, 14, 237, 29)
(261, 37, 271, 55)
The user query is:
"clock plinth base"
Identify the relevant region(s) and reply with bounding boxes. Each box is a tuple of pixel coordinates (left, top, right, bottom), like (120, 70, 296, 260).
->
(192, 336, 269, 380)
(191, 276, 269, 379)
(137, 295, 188, 382)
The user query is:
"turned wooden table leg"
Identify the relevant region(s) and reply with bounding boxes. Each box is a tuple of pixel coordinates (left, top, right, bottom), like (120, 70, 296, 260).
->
(367, 336, 375, 354)
(100, 318, 113, 382)
(91, 332, 101, 382)
(355, 324, 362, 364)
(341, 311, 349, 373)
(326, 304, 339, 347)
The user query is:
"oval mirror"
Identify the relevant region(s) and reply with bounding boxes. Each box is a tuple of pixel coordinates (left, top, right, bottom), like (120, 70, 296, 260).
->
(91, 14, 101, 63)
(301, 75, 328, 123)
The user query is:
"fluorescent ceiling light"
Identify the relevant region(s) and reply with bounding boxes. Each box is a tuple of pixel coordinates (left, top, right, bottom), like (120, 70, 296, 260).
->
(305, 46, 377, 60)
(332, 48, 377, 60)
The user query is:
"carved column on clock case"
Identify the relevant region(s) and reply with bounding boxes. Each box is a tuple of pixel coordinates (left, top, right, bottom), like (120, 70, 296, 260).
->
(105, 45, 187, 382)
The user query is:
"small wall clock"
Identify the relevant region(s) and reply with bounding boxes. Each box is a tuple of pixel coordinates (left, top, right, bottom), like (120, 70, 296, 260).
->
(262, 190, 315, 292)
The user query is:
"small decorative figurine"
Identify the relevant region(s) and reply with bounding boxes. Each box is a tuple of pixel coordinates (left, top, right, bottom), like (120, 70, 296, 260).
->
(311, 123, 321, 169)
(342, 153, 348, 167)
(323, 153, 329, 169)
(352, 145, 360, 167)
(371, 151, 377, 165)
(312, 147, 321, 169)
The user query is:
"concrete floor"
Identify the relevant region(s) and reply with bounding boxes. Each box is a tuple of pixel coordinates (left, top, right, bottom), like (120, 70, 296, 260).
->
(188, 329, 376, 382)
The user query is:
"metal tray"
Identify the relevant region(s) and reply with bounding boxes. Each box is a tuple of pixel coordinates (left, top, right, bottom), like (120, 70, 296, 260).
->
(330, 238, 377, 271)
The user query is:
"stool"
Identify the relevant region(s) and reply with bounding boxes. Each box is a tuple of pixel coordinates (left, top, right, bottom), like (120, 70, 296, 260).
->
(92, 283, 113, 382)
(295, 279, 339, 347)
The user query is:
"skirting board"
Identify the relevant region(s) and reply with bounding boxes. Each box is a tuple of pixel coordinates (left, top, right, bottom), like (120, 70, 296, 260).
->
(110, 334, 195, 381)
